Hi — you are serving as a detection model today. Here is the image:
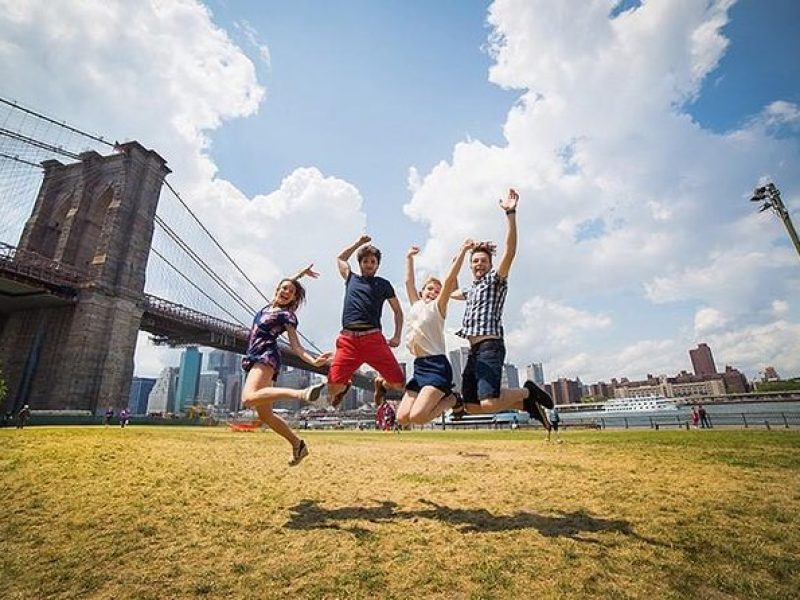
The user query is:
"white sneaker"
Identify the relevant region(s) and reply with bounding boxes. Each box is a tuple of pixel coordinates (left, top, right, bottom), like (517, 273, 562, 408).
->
(302, 382, 326, 406)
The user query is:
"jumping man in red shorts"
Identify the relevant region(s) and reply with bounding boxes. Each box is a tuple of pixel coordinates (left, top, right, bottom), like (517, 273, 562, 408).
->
(327, 234, 405, 408)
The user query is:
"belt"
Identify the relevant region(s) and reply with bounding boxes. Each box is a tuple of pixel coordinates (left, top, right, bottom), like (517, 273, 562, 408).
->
(340, 328, 381, 337)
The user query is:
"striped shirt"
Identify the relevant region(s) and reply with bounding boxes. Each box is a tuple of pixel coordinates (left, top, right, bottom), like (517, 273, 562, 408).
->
(456, 269, 508, 338)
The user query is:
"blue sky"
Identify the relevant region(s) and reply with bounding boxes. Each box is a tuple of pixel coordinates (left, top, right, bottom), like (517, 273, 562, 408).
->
(1, 0, 798, 383)
(206, 0, 517, 258)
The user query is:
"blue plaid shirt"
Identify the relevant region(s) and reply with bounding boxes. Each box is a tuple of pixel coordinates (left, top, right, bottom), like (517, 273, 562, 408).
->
(456, 270, 508, 338)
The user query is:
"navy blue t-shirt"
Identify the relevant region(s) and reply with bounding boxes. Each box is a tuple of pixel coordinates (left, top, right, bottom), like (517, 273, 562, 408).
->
(341, 272, 395, 329)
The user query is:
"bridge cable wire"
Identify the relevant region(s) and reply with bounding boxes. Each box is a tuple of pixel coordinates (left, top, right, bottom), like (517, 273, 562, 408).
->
(162, 180, 324, 353)
(153, 214, 256, 317)
(0, 97, 115, 149)
(150, 248, 245, 326)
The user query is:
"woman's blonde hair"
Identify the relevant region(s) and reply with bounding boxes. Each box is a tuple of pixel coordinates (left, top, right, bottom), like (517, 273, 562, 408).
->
(419, 276, 442, 295)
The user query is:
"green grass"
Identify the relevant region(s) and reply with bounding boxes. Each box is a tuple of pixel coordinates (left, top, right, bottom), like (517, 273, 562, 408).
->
(1, 427, 799, 599)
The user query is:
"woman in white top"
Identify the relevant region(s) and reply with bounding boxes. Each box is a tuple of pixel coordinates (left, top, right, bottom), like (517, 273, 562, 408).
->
(395, 239, 473, 426)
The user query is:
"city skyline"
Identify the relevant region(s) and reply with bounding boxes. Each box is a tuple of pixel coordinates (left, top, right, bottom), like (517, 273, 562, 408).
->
(138, 339, 765, 413)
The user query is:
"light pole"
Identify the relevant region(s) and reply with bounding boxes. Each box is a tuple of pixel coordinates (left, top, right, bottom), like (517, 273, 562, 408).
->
(750, 182, 800, 261)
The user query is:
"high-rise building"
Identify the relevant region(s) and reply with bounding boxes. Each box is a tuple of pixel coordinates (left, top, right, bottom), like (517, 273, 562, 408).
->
(721, 366, 749, 394)
(689, 343, 717, 376)
(449, 346, 470, 392)
(588, 381, 614, 399)
(225, 372, 244, 413)
(501, 364, 520, 389)
(550, 377, 583, 405)
(526, 363, 544, 386)
(147, 367, 179, 414)
(128, 377, 156, 415)
(176, 347, 202, 413)
(197, 372, 219, 404)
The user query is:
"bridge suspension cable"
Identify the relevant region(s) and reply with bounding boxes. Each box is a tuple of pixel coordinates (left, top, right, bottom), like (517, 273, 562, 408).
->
(150, 248, 245, 325)
(0, 96, 325, 353)
(153, 214, 256, 317)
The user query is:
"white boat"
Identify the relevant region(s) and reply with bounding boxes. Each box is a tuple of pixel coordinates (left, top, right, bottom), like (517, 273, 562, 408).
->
(602, 396, 678, 413)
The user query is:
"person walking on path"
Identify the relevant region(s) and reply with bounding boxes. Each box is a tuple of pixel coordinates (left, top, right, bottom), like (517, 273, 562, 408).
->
(241, 265, 333, 466)
(546, 407, 562, 442)
(16, 405, 31, 429)
(698, 404, 712, 429)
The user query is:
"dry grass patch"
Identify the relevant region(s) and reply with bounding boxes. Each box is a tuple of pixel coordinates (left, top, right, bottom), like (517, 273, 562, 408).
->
(1, 427, 798, 599)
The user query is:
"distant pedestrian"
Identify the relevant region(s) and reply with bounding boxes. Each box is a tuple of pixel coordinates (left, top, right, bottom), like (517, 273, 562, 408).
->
(547, 407, 562, 442)
(104, 407, 114, 426)
(698, 404, 711, 429)
(691, 406, 700, 429)
(119, 408, 130, 428)
(16, 405, 31, 429)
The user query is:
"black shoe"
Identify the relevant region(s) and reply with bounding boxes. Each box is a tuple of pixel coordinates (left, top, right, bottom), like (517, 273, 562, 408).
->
(524, 380, 554, 409)
(289, 439, 309, 466)
(449, 393, 467, 420)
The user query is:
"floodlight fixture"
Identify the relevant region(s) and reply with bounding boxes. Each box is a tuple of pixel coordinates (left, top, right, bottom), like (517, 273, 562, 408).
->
(750, 181, 800, 262)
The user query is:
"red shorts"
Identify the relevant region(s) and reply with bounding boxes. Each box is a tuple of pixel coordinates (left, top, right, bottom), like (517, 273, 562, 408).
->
(328, 330, 405, 386)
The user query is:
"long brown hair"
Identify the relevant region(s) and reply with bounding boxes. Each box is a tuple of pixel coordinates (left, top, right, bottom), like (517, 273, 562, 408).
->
(271, 278, 306, 312)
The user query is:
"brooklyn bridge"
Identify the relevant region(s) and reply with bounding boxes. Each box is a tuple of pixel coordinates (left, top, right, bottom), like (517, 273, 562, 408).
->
(0, 97, 370, 416)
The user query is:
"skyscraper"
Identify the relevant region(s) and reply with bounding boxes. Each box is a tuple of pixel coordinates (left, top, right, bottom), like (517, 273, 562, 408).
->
(176, 347, 202, 413)
(526, 363, 544, 386)
(689, 343, 717, 376)
(147, 367, 178, 414)
(449, 346, 470, 392)
(128, 377, 156, 415)
(501, 364, 520, 389)
(550, 377, 583, 405)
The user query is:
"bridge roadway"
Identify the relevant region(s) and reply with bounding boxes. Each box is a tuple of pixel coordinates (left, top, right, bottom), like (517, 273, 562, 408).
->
(0, 244, 373, 390)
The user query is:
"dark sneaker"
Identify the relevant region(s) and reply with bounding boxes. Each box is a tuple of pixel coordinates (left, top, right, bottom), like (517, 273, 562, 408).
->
(450, 393, 466, 420)
(302, 382, 326, 405)
(534, 403, 551, 430)
(524, 380, 554, 409)
(289, 439, 309, 466)
(331, 382, 351, 409)
(373, 377, 387, 407)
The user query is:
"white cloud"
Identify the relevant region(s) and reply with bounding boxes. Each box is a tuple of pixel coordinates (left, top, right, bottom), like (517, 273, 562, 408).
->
(404, 0, 800, 381)
(694, 307, 727, 334)
(772, 299, 789, 316)
(235, 19, 272, 68)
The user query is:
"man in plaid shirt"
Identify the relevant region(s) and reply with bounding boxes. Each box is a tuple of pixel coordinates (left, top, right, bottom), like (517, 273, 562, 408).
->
(452, 188, 553, 427)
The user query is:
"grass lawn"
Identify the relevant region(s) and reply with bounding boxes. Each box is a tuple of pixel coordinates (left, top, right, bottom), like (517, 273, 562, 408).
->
(1, 426, 799, 599)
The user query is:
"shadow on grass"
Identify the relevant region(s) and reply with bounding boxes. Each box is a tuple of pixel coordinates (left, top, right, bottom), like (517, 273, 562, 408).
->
(285, 499, 664, 545)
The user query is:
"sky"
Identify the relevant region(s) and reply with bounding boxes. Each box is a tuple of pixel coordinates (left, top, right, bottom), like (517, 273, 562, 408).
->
(1, 0, 799, 384)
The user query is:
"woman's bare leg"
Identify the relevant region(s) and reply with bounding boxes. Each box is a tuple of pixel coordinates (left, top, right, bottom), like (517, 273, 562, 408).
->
(242, 364, 300, 448)
(408, 387, 453, 424)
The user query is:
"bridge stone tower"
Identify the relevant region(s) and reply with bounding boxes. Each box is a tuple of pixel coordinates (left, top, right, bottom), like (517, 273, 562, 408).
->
(0, 142, 169, 414)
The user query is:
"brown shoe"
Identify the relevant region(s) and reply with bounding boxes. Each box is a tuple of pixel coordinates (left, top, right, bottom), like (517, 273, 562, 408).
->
(331, 382, 352, 409)
(373, 377, 387, 407)
(289, 439, 309, 466)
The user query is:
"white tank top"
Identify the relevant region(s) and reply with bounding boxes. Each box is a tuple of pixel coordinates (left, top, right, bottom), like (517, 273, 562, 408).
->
(406, 299, 446, 357)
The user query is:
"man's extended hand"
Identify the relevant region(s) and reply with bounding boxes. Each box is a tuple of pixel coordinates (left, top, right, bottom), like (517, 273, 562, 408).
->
(499, 188, 519, 212)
